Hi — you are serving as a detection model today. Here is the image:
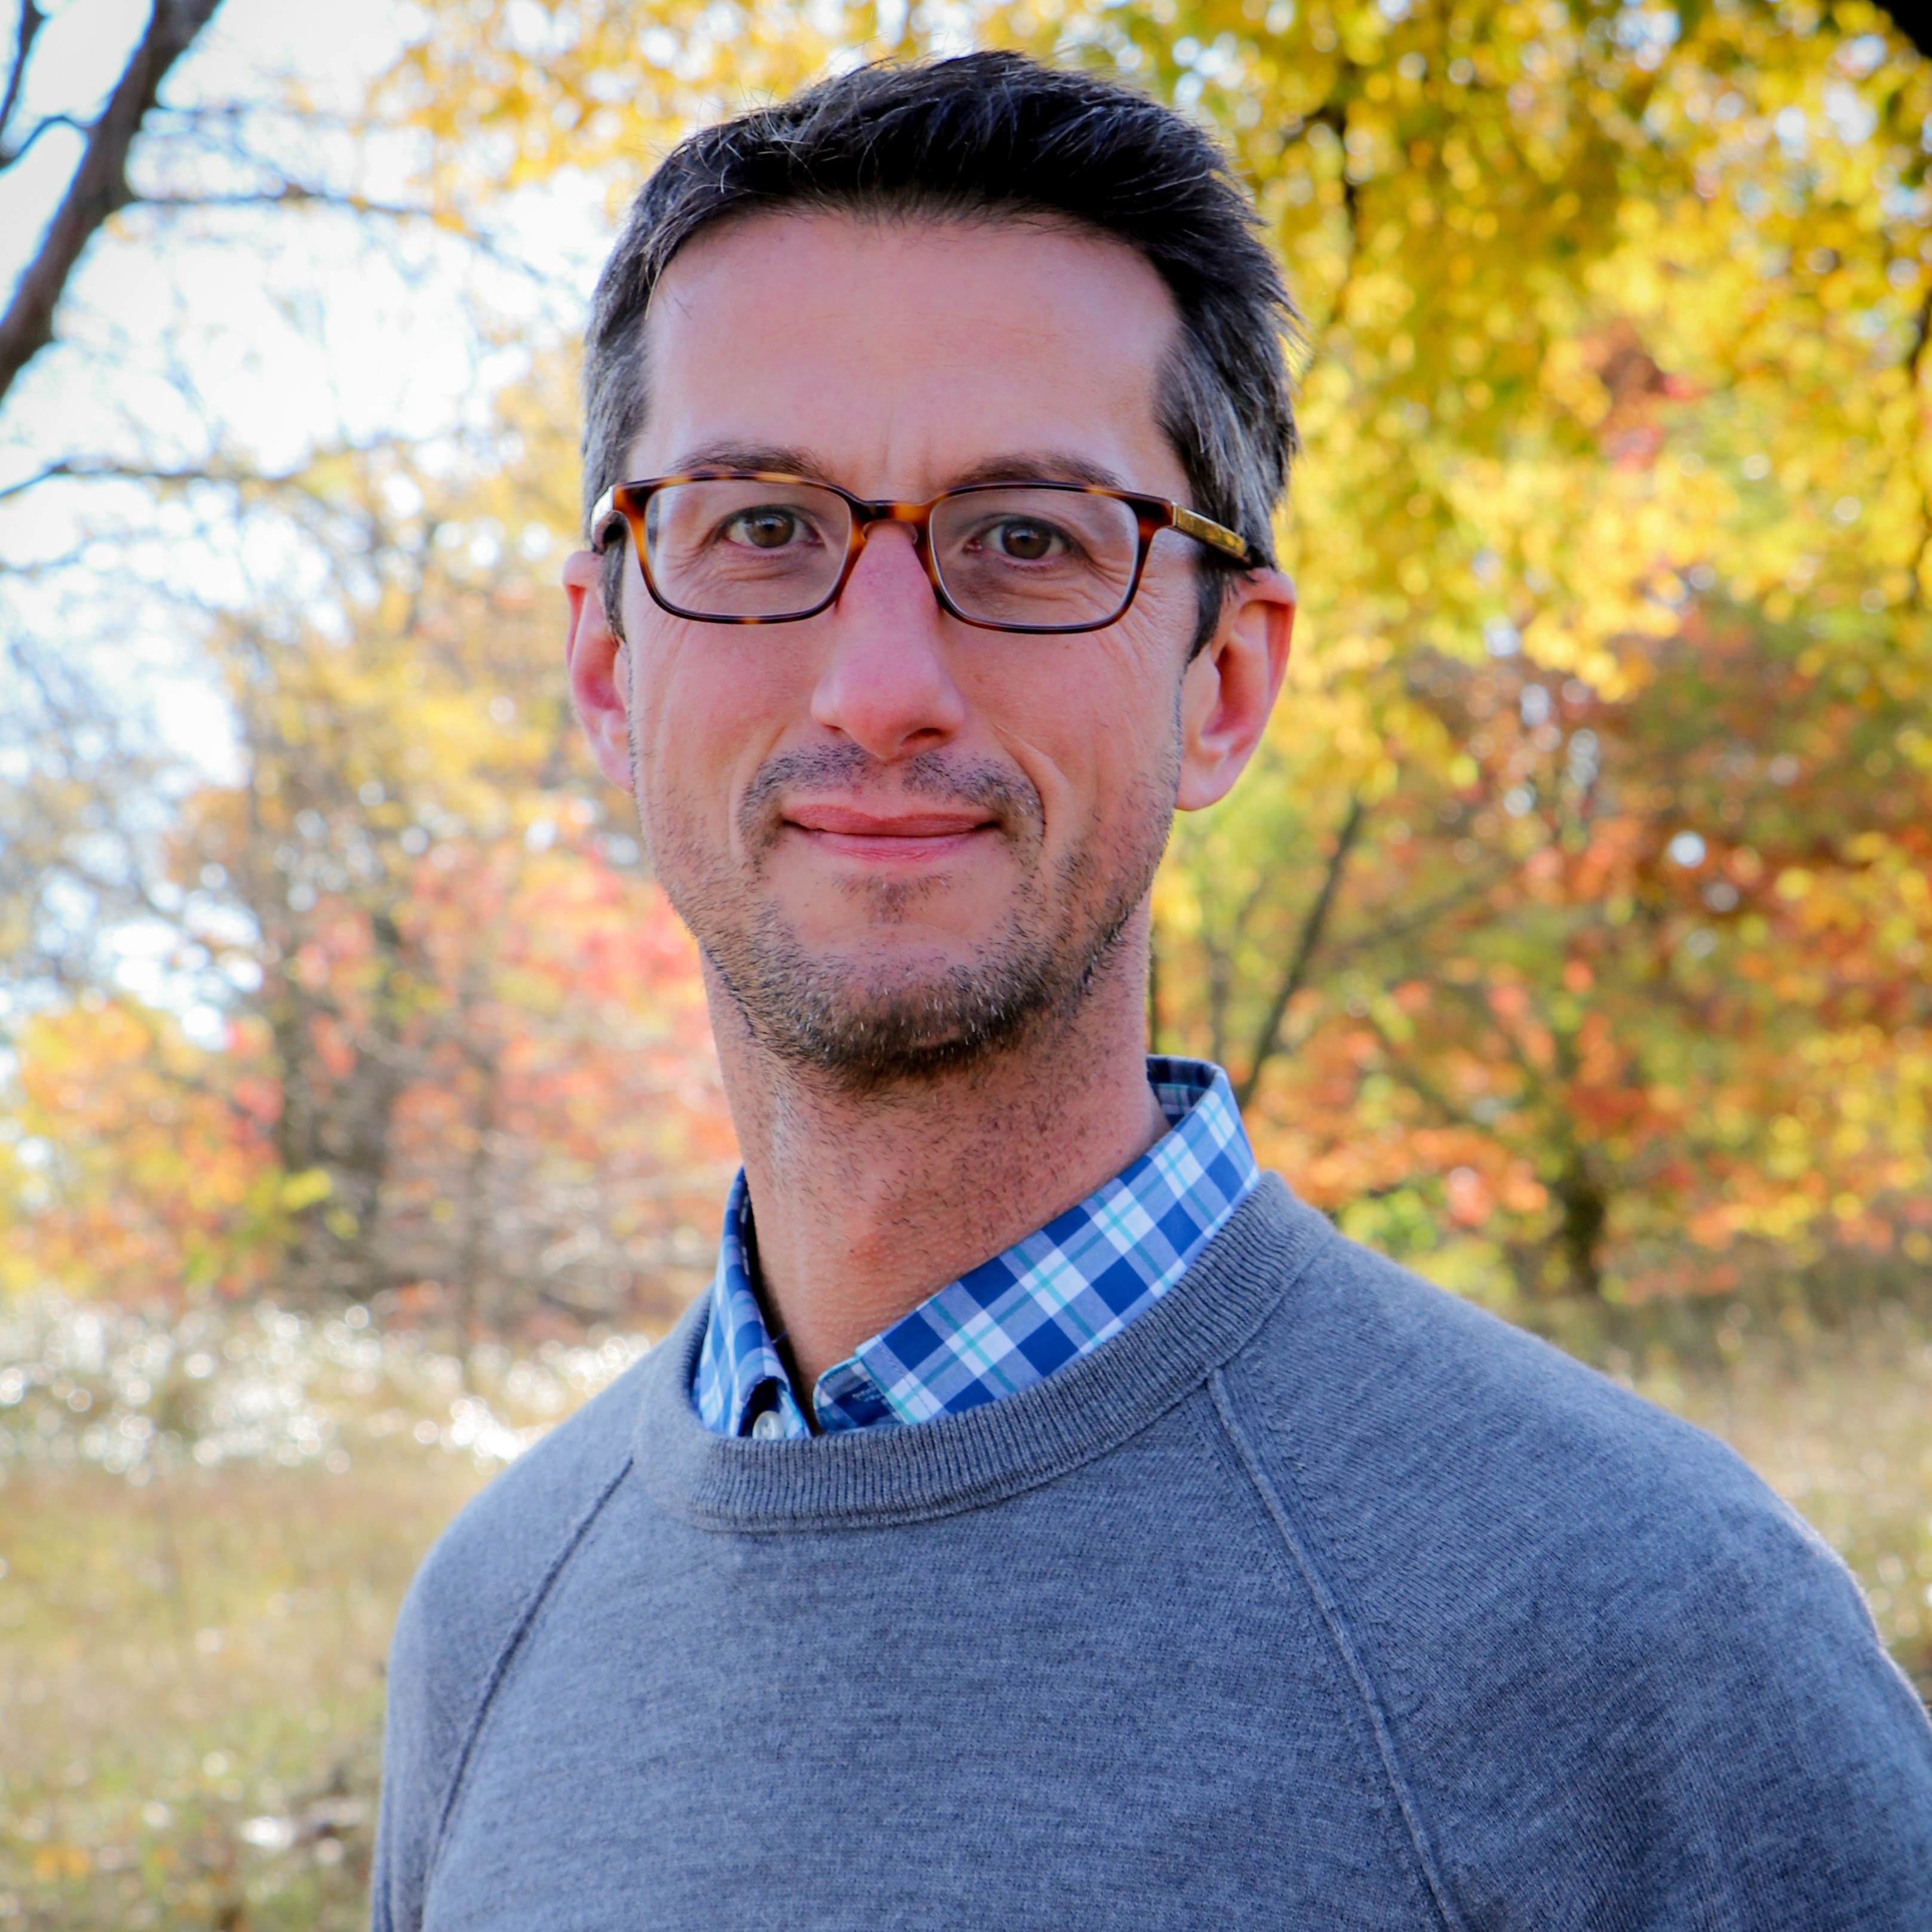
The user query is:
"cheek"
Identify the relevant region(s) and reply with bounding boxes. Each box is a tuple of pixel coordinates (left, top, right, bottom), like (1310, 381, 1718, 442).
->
(1103, 576, 1193, 782)
(628, 631, 801, 846)
(975, 623, 1182, 849)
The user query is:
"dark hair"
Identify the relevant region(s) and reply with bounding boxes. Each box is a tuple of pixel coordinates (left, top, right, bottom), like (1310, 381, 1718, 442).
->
(583, 50, 1300, 649)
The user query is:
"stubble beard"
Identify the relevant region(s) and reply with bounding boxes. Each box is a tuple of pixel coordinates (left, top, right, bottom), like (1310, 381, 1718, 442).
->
(644, 741, 1174, 1096)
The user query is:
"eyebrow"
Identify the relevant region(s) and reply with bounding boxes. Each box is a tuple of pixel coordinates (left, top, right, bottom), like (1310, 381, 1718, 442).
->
(662, 441, 833, 481)
(944, 451, 1129, 493)
(653, 444, 1134, 497)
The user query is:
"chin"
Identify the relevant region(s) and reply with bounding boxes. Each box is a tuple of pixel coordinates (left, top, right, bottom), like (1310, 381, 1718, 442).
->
(672, 805, 1161, 1094)
(718, 931, 1077, 1094)
(806, 932, 990, 982)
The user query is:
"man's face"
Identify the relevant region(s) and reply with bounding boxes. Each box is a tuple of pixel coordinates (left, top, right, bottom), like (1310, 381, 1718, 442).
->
(570, 210, 1274, 1087)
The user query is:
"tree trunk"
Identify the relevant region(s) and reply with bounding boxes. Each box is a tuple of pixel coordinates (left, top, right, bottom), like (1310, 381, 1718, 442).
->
(1552, 1156, 1609, 1298)
(0, 0, 225, 408)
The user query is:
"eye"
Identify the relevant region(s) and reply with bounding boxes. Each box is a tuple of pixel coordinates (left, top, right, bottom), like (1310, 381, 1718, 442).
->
(985, 517, 1065, 562)
(724, 506, 810, 549)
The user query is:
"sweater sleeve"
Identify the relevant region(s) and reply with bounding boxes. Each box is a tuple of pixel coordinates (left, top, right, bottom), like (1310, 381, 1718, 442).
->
(368, 1355, 658, 1932)
(369, 1559, 448, 1932)
(1217, 1235, 1932, 1930)
(1498, 1483, 1932, 1929)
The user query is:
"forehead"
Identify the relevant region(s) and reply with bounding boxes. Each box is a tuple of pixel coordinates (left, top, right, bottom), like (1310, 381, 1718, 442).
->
(630, 208, 1186, 493)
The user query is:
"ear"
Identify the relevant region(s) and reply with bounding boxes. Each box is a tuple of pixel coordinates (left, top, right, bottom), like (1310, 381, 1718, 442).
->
(1175, 567, 1295, 812)
(563, 548, 633, 791)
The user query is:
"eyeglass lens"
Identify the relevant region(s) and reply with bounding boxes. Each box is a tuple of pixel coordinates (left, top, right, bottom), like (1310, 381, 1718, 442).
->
(642, 480, 1142, 626)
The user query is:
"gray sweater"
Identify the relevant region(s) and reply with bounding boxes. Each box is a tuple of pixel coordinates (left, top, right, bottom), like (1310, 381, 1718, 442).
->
(373, 1178, 1932, 1930)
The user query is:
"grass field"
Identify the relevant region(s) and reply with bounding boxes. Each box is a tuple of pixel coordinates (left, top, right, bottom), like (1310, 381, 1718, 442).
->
(2, 1289, 1928, 1930)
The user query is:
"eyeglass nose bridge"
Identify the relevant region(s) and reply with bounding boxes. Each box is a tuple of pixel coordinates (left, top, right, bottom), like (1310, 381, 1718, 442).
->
(830, 496, 948, 608)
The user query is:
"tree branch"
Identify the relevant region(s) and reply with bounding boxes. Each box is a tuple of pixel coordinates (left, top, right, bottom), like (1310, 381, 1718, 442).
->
(1363, 1030, 1484, 1137)
(0, 455, 290, 505)
(131, 185, 430, 221)
(124, 182, 542, 278)
(1, 110, 88, 170)
(1906, 279, 1932, 612)
(0, 0, 226, 411)
(0, 2, 44, 159)
(1234, 795, 1368, 1110)
(1319, 864, 1514, 967)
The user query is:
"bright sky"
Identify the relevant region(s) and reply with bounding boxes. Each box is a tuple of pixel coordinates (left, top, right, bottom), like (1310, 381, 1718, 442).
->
(0, 0, 618, 1030)
(4, 0, 413, 360)
(0, 0, 619, 730)
(1, 0, 612, 514)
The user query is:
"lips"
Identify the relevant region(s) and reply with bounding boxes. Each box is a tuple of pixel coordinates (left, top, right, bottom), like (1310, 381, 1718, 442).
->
(782, 800, 997, 860)
(787, 803, 994, 837)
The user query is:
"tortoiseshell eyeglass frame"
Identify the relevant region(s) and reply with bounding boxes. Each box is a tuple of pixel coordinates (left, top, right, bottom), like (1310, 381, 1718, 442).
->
(588, 471, 1257, 636)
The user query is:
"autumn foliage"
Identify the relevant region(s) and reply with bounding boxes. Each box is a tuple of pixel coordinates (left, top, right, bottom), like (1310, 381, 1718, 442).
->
(2, 0, 1929, 1323)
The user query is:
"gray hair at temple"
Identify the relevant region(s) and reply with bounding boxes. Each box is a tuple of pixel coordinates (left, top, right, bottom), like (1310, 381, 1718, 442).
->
(582, 50, 1301, 652)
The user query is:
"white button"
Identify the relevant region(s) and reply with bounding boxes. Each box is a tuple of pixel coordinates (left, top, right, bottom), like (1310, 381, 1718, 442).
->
(751, 1409, 786, 1442)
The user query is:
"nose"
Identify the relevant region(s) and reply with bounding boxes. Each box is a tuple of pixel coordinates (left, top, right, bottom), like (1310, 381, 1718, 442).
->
(808, 523, 966, 762)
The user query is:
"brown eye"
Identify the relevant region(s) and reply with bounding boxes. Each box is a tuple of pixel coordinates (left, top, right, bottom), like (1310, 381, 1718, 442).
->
(990, 518, 1061, 561)
(731, 508, 801, 549)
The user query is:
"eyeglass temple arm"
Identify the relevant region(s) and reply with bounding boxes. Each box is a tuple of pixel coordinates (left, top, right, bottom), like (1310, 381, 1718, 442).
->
(1172, 504, 1254, 564)
(589, 486, 621, 553)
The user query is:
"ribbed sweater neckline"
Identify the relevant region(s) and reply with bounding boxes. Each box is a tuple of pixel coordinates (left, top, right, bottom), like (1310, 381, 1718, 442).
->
(628, 1174, 1330, 1532)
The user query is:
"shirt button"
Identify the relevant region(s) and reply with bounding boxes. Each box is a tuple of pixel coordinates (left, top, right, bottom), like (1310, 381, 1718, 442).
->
(751, 1409, 786, 1442)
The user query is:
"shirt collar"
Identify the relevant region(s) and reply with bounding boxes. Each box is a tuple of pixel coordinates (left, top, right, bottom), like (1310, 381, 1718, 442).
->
(692, 1056, 1257, 1440)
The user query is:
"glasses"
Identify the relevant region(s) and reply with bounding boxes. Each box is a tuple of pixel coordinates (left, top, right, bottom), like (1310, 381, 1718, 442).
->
(589, 471, 1255, 635)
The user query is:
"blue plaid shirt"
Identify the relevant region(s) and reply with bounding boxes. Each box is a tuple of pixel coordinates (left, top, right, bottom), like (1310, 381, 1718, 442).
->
(692, 1056, 1258, 1439)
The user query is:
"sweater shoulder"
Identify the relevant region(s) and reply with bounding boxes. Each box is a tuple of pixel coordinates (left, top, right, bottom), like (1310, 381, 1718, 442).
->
(1218, 1224, 1842, 1636)
(372, 1320, 683, 1932)
(407, 1335, 656, 1622)
(1226, 1224, 1760, 1529)
(1217, 1228, 1932, 1921)
(1221, 1221, 1823, 1584)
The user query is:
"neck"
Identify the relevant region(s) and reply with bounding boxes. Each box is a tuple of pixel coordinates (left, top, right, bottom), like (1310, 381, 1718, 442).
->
(705, 909, 1169, 1393)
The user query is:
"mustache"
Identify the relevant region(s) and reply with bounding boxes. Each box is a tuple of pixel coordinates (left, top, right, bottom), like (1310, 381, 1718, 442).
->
(737, 743, 1043, 852)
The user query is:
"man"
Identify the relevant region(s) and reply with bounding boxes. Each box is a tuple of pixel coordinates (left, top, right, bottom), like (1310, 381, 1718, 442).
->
(373, 52, 1932, 1930)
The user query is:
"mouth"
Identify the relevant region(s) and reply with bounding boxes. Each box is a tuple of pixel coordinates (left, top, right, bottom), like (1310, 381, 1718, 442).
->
(782, 800, 1000, 864)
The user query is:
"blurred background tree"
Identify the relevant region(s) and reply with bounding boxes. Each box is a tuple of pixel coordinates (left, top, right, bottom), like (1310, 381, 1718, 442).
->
(4, 6, 1931, 1925)
(4, 0, 1927, 1325)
